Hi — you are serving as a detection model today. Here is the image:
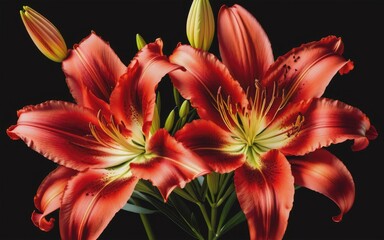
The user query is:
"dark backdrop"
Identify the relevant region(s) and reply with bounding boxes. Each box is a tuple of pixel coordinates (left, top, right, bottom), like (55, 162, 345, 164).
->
(1, 0, 383, 239)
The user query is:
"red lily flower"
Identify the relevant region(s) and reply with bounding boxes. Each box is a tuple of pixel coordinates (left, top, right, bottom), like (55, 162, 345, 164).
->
(169, 4, 378, 240)
(7, 32, 210, 240)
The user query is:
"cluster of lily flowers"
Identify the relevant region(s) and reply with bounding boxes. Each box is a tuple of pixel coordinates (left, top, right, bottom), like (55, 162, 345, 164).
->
(8, 1, 378, 240)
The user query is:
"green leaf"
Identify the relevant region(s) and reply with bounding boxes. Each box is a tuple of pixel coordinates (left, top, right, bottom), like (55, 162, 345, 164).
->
(132, 191, 203, 240)
(122, 202, 158, 214)
(217, 191, 236, 232)
(217, 210, 246, 237)
(169, 194, 201, 235)
(134, 180, 163, 201)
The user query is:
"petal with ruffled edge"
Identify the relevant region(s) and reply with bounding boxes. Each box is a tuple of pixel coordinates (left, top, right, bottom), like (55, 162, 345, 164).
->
(175, 119, 245, 173)
(130, 129, 210, 201)
(110, 39, 182, 137)
(218, 4, 273, 93)
(32, 166, 78, 232)
(62, 32, 126, 107)
(169, 44, 248, 130)
(275, 98, 376, 156)
(261, 36, 354, 103)
(7, 101, 134, 171)
(289, 149, 355, 222)
(234, 150, 294, 240)
(59, 169, 138, 240)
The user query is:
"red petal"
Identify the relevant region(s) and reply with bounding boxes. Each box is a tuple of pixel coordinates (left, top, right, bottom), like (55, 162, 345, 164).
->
(234, 150, 294, 240)
(261, 36, 352, 103)
(175, 119, 245, 173)
(32, 166, 77, 232)
(6, 101, 130, 170)
(130, 129, 210, 201)
(218, 4, 273, 93)
(110, 39, 182, 136)
(169, 44, 248, 130)
(290, 149, 355, 222)
(278, 98, 374, 155)
(62, 32, 126, 106)
(59, 169, 138, 240)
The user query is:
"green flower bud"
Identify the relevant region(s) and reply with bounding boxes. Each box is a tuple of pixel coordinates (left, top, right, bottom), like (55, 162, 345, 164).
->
(179, 100, 190, 118)
(136, 33, 147, 50)
(164, 109, 176, 132)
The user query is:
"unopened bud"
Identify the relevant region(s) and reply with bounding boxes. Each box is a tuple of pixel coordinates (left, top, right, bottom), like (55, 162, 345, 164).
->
(136, 33, 147, 50)
(20, 6, 68, 62)
(186, 0, 215, 51)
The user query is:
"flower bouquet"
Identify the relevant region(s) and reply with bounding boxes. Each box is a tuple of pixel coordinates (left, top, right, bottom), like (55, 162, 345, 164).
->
(6, 1, 378, 239)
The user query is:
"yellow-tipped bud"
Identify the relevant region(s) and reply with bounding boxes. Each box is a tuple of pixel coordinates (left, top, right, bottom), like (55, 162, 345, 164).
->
(164, 109, 176, 132)
(186, 0, 215, 51)
(179, 100, 190, 118)
(20, 6, 68, 62)
(136, 33, 147, 50)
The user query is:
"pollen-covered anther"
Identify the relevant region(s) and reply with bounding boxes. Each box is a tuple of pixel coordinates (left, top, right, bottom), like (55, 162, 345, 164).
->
(287, 113, 305, 137)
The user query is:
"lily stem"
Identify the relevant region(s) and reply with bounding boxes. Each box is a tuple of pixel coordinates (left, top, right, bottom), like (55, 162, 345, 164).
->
(132, 199, 156, 240)
(209, 204, 218, 240)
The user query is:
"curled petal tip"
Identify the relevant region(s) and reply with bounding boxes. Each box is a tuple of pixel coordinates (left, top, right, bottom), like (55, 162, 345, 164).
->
(186, 0, 215, 51)
(20, 6, 68, 62)
(339, 60, 354, 75)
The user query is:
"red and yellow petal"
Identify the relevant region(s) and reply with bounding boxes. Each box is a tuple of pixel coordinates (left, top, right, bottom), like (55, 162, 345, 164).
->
(277, 98, 375, 156)
(62, 32, 126, 106)
(234, 150, 294, 240)
(175, 119, 245, 173)
(110, 39, 182, 136)
(130, 129, 210, 201)
(32, 166, 77, 232)
(261, 36, 353, 103)
(169, 44, 248, 130)
(59, 169, 138, 240)
(6, 101, 130, 170)
(218, 4, 274, 93)
(290, 149, 355, 222)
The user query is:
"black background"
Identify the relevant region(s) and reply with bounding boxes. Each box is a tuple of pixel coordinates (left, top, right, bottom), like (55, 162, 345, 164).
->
(1, 0, 383, 239)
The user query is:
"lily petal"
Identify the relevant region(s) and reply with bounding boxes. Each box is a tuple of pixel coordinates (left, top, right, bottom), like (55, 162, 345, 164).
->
(7, 101, 131, 170)
(110, 39, 182, 136)
(130, 129, 210, 201)
(32, 166, 77, 232)
(62, 32, 126, 106)
(59, 169, 138, 240)
(290, 149, 355, 222)
(175, 119, 245, 173)
(169, 44, 248, 130)
(270, 98, 375, 156)
(262, 36, 353, 103)
(234, 150, 294, 240)
(218, 4, 273, 93)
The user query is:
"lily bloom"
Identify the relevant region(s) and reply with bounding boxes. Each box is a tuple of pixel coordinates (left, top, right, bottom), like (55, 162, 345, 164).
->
(169, 4, 377, 240)
(7, 33, 209, 240)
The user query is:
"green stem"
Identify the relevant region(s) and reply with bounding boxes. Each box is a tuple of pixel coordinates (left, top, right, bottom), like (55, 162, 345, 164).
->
(132, 199, 156, 240)
(209, 205, 218, 240)
(197, 202, 212, 232)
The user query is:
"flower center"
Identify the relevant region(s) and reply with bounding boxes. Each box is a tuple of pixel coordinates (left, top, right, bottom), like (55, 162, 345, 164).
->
(217, 82, 304, 169)
(89, 111, 150, 167)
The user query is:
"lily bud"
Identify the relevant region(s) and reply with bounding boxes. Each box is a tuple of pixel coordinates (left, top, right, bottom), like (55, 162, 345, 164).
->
(186, 0, 215, 51)
(136, 33, 147, 50)
(179, 100, 190, 118)
(20, 6, 68, 62)
(164, 109, 175, 132)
